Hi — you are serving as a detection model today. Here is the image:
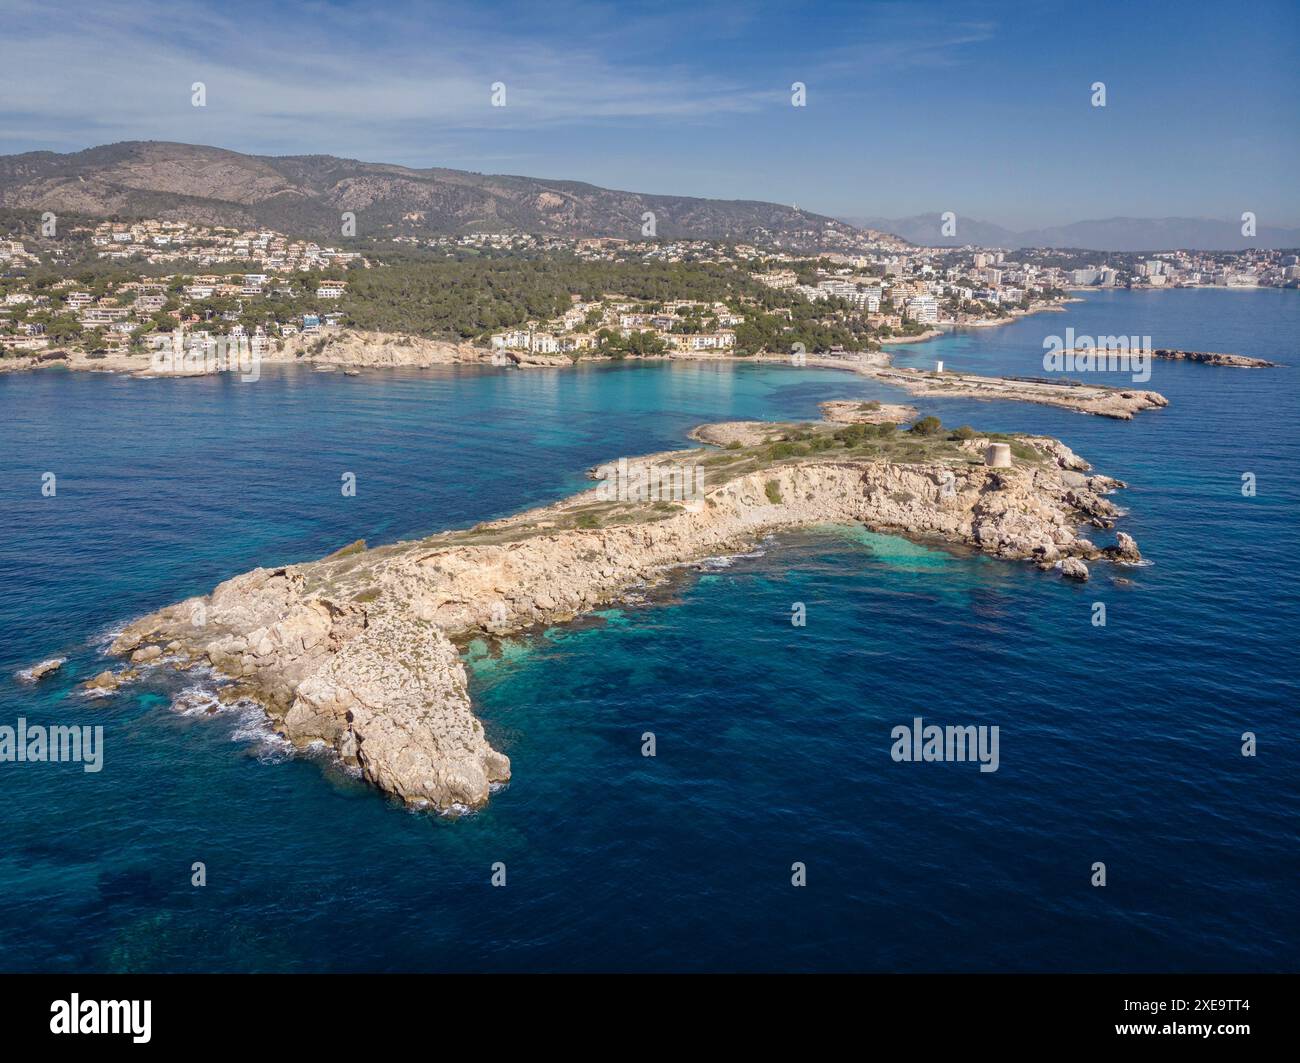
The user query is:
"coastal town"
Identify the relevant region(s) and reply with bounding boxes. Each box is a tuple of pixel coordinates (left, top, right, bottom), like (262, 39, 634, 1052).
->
(2, 212, 1295, 364)
(1011, 245, 1300, 289)
(0, 218, 364, 357)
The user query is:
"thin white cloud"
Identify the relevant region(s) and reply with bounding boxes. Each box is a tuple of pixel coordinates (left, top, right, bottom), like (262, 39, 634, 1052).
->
(0, 0, 997, 164)
(0, 0, 777, 159)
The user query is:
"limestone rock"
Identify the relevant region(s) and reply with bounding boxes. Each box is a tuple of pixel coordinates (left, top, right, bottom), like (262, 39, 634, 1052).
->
(1108, 531, 1142, 562)
(1150, 349, 1280, 368)
(1056, 558, 1090, 581)
(818, 400, 917, 426)
(687, 421, 799, 447)
(82, 669, 134, 692)
(282, 329, 483, 368)
(286, 613, 510, 808)
(18, 657, 65, 682)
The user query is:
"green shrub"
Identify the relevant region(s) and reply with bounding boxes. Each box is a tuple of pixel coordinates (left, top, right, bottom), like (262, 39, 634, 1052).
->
(909, 415, 943, 436)
(765, 480, 783, 504)
(950, 425, 978, 441)
(325, 538, 366, 559)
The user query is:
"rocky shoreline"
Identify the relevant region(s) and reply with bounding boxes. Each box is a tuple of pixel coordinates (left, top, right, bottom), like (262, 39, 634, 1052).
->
(500, 346, 1170, 421)
(100, 419, 1141, 811)
(497, 346, 1171, 420)
(0, 331, 487, 376)
(3, 326, 1174, 420)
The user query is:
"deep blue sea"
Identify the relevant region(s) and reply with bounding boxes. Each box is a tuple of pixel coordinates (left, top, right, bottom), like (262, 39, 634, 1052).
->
(1, 288, 1296, 972)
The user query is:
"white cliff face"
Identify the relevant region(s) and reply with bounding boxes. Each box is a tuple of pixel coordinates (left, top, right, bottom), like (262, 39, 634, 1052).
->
(109, 436, 1137, 810)
(287, 613, 510, 808)
(279, 330, 486, 367)
(113, 572, 509, 809)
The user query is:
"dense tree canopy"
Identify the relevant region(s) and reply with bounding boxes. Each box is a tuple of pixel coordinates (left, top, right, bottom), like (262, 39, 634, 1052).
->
(338, 258, 767, 339)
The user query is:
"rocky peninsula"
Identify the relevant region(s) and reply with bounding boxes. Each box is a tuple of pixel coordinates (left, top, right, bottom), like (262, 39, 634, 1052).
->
(104, 415, 1141, 811)
(1054, 347, 1283, 370)
(857, 362, 1168, 419)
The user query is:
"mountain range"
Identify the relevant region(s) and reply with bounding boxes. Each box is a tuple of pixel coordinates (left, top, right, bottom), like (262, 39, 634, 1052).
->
(3, 142, 1287, 253)
(0, 141, 897, 251)
(844, 214, 1300, 252)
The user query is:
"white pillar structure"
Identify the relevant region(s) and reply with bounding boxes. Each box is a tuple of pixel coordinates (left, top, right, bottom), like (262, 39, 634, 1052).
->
(984, 443, 1012, 468)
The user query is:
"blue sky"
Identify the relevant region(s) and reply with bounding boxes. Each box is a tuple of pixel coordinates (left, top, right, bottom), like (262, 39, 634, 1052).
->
(2, 0, 1297, 227)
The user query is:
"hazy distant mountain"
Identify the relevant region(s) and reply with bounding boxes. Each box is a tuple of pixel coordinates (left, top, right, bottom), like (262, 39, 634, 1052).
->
(0, 141, 897, 250)
(845, 215, 1022, 249)
(844, 214, 1300, 252)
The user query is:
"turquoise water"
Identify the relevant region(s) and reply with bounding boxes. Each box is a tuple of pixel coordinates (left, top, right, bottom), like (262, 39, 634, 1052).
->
(1, 289, 1296, 971)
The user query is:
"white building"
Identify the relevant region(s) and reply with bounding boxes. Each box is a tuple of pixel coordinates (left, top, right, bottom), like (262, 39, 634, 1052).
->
(905, 295, 939, 325)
